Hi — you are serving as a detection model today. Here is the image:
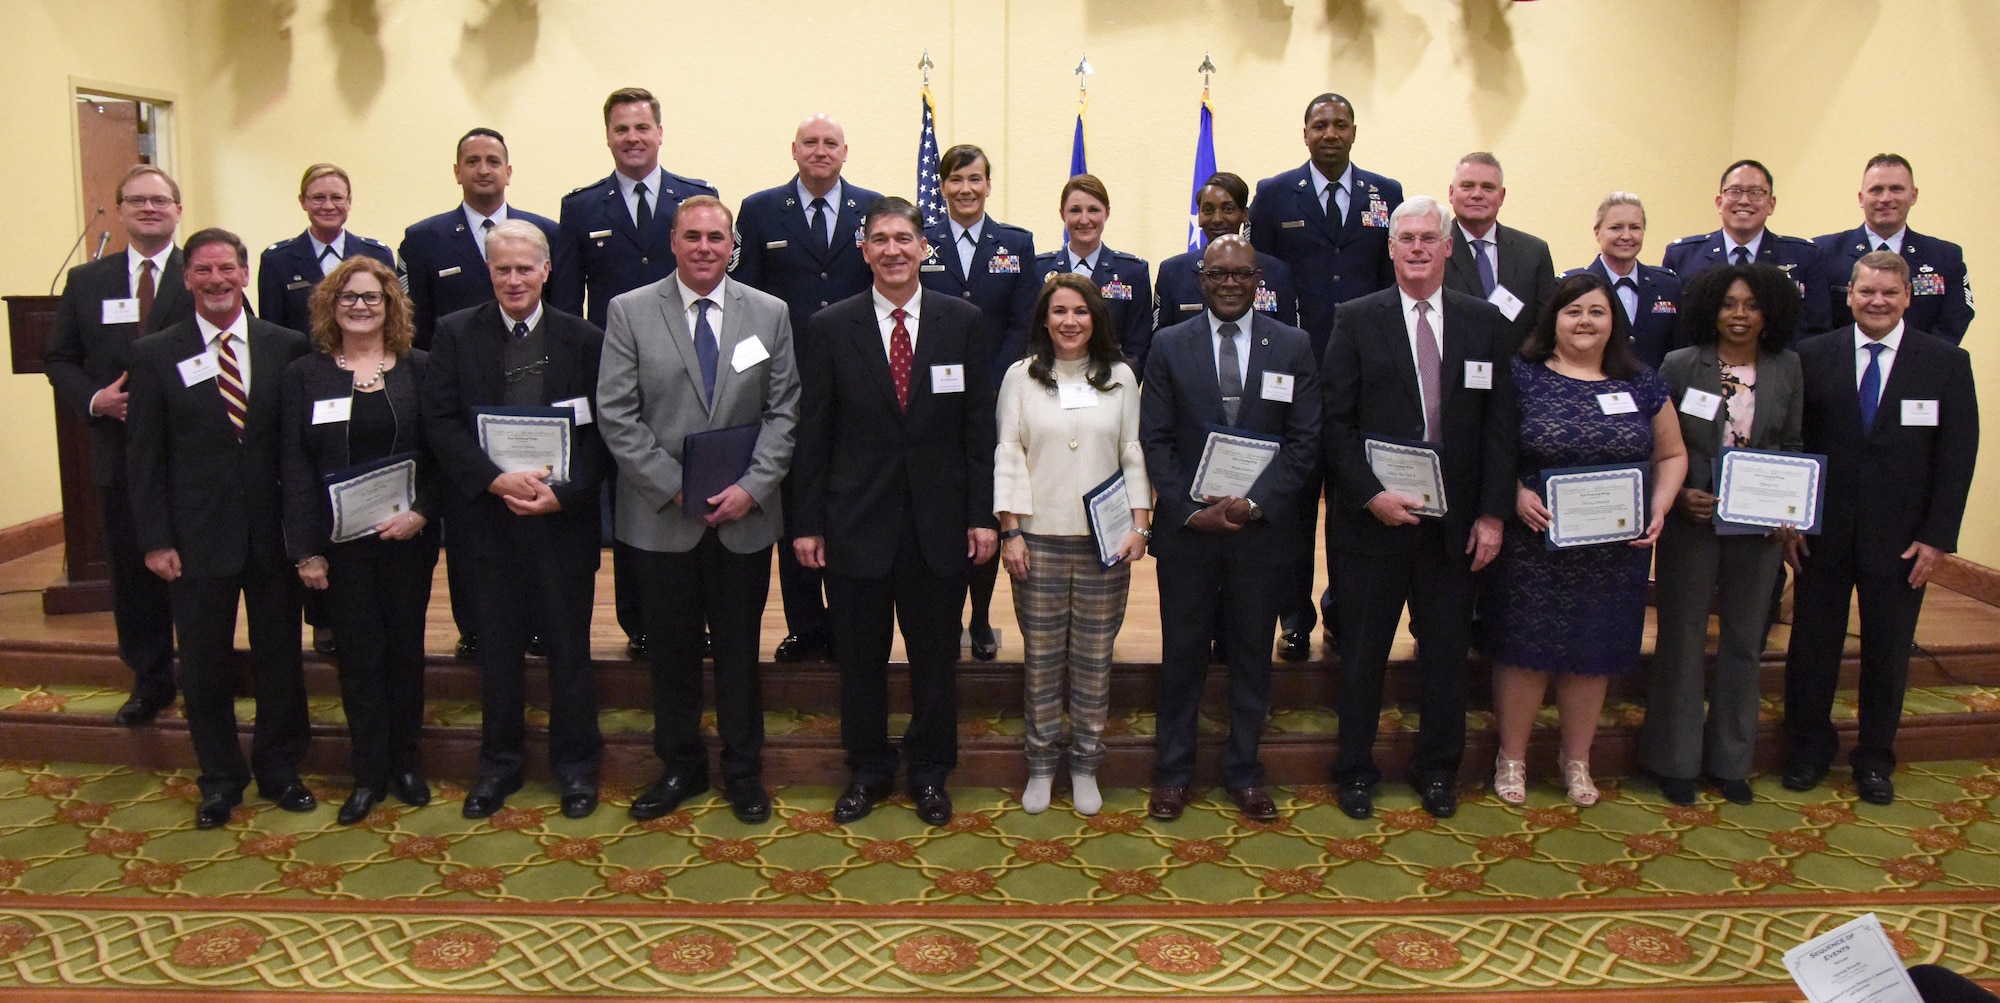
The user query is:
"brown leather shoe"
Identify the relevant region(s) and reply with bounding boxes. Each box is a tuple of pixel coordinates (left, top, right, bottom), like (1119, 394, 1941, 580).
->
(1226, 785, 1279, 821)
(1148, 784, 1189, 821)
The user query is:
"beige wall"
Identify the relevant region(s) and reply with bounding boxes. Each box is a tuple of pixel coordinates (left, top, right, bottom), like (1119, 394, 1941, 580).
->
(6, 0, 1995, 562)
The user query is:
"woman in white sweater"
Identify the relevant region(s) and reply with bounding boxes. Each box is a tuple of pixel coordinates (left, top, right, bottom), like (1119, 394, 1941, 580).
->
(994, 273, 1153, 815)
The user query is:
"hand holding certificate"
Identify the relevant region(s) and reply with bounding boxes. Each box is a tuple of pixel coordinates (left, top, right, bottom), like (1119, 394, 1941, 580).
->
(1364, 437, 1447, 518)
(1715, 448, 1825, 534)
(1084, 473, 1136, 569)
(1782, 914, 1924, 1003)
(1542, 464, 1647, 548)
(326, 454, 419, 544)
(475, 406, 572, 485)
(1189, 425, 1281, 503)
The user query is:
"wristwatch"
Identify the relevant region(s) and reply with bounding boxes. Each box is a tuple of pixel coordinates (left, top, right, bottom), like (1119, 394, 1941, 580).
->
(1244, 499, 1264, 521)
(998, 528, 1024, 541)
(1135, 527, 1153, 539)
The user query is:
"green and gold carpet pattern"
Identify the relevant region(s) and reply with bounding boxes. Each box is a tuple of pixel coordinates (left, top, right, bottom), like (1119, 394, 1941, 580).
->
(0, 759, 1994, 996)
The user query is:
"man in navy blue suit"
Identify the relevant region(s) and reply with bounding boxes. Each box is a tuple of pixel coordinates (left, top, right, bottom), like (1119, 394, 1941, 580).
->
(1249, 93, 1404, 662)
(1814, 154, 1973, 346)
(732, 114, 882, 664)
(398, 127, 561, 660)
(1662, 160, 1830, 338)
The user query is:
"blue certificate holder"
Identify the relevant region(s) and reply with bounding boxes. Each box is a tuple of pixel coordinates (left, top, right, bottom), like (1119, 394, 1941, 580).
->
(1363, 436, 1447, 518)
(1714, 448, 1826, 536)
(324, 451, 420, 544)
(1083, 471, 1134, 570)
(1542, 463, 1647, 549)
(473, 406, 573, 486)
(682, 422, 761, 521)
(1189, 424, 1282, 503)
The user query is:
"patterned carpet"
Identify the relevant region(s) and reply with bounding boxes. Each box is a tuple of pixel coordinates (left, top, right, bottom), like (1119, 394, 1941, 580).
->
(0, 759, 1995, 997)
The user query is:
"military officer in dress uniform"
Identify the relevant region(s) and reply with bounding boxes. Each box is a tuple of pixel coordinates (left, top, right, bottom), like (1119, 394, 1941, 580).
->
(1441, 152, 1555, 355)
(920, 143, 1038, 662)
(1155, 172, 1300, 354)
(1662, 159, 1830, 339)
(731, 113, 883, 665)
(1032, 174, 1153, 368)
(1563, 192, 1686, 369)
(1814, 154, 1973, 346)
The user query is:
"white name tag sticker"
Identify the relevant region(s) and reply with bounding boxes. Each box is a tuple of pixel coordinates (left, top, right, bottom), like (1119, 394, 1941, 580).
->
(1487, 285, 1526, 322)
(1597, 391, 1639, 415)
(931, 364, 966, 394)
(437, 265, 461, 278)
(1681, 388, 1723, 421)
(177, 352, 220, 387)
(101, 298, 139, 324)
(1057, 381, 1098, 409)
(1902, 399, 1940, 426)
(554, 396, 593, 425)
(311, 397, 352, 425)
(588, 229, 614, 240)
(731, 336, 771, 372)
(1260, 370, 1295, 403)
(1464, 360, 1493, 390)
(764, 240, 789, 250)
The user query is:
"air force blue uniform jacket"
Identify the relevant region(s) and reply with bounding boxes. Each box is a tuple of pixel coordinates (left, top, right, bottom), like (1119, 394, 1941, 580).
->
(399, 206, 560, 348)
(1564, 258, 1686, 369)
(1248, 163, 1403, 354)
(1032, 245, 1153, 369)
(1814, 226, 1973, 345)
(257, 231, 395, 334)
(551, 169, 717, 328)
(920, 217, 1038, 374)
(1661, 229, 1830, 339)
(731, 178, 883, 344)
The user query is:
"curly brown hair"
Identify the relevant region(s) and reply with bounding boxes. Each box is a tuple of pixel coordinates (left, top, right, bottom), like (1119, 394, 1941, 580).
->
(307, 256, 414, 357)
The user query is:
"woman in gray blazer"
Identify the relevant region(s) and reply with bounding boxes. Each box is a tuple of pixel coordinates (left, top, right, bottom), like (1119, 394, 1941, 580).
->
(1641, 264, 1803, 807)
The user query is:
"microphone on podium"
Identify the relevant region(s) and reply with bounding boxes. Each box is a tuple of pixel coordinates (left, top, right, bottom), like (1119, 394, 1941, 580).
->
(47, 207, 108, 294)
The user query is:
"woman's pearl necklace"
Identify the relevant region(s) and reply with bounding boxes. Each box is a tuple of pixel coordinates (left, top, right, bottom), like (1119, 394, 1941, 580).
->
(339, 353, 387, 390)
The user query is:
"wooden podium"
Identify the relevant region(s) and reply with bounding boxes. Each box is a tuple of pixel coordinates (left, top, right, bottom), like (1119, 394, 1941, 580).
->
(5, 294, 112, 614)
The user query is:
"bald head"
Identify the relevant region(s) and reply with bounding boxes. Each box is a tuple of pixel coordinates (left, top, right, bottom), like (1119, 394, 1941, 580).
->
(1198, 235, 1261, 321)
(793, 114, 849, 194)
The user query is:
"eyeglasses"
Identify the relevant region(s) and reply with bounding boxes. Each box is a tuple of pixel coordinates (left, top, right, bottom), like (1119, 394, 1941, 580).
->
(1391, 233, 1445, 246)
(337, 292, 385, 307)
(119, 195, 177, 208)
(303, 194, 350, 207)
(1720, 186, 1771, 201)
(1198, 267, 1262, 284)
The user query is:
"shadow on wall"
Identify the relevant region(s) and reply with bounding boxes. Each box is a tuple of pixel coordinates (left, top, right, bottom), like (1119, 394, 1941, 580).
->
(214, 0, 296, 127)
(1452, 0, 1523, 139)
(327, 0, 386, 113)
(1324, 0, 1427, 99)
(456, 0, 541, 91)
(1084, 0, 1294, 63)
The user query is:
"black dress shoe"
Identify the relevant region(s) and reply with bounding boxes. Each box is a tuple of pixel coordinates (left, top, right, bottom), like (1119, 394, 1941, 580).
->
(390, 771, 431, 807)
(1278, 630, 1311, 662)
(625, 634, 648, 660)
(1210, 640, 1226, 664)
(702, 632, 713, 659)
(1336, 781, 1374, 820)
(312, 626, 337, 655)
(462, 775, 523, 819)
(526, 635, 547, 657)
(1853, 768, 1896, 806)
(832, 782, 889, 824)
(558, 775, 599, 819)
(1716, 778, 1754, 805)
(629, 771, 706, 821)
(968, 625, 998, 661)
(910, 784, 953, 826)
(726, 778, 772, 824)
(1415, 779, 1457, 818)
(266, 782, 317, 813)
(454, 635, 479, 660)
(195, 792, 241, 829)
(338, 787, 385, 825)
(1658, 776, 1698, 806)
(113, 690, 174, 726)
(1227, 785, 1280, 821)
(1148, 785, 1189, 821)
(1781, 760, 1829, 793)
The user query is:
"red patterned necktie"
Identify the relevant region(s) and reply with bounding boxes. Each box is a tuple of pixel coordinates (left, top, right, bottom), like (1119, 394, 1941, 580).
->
(136, 260, 156, 330)
(888, 307, 913, 411)
(215, 335, 248, 441)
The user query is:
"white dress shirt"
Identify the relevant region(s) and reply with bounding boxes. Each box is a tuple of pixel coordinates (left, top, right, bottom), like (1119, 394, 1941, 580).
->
(1309, 161, 1354, 224)
(1855, 321, 1905, 390)
(1458, 220, 1500, 276)
(463, 203, 511, 258)
(195, 310, 253, 391)
(1399, 286, 1447, 423)
(678, 276, 725, 339)
(873, 285, 923, 356)
(616, 167, 666, 227)
(949, 217, 985, 279)
(127, 244, 172, 291)
(500, 301, 544, 333)
(1206, 309, 1252, 387)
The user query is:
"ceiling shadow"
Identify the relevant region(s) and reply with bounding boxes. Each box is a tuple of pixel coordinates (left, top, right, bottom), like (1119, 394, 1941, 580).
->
(1453, 0, 1524, 139)
(212, 0, 296, 127)
(1323, 0, 1427, 99)
(325, 0, 386, 113)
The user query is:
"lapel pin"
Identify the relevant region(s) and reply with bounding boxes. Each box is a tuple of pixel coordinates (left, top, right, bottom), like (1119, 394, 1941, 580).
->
(1261, 337, 1269, 345)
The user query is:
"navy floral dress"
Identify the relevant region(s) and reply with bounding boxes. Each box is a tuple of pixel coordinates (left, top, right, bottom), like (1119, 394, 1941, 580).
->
(1480, 357, 1670, 676)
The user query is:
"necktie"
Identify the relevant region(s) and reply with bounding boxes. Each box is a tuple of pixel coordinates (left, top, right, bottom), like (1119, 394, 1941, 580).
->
(1732, 246, 1751, 267)
(1414, 302, 1444, 442)
(214, 335, 247, 441)
(888, 308, 914, 411)
(1858, 341, 1887, 430)
(1878, 242, 1893, 254)
(959, 230, 978, 280)
(318, 244, 338, 266)
(1073, 255, 1093, 277)
(1475, 238, 1498, 297)
(1218, 321, 1243, 424)
(694, 299, 719, 401)
(809, 197, 830, 250)
(635, 181, 652, 231)
(1614, 277, 1639, 323)
(511, 321, 529, 339)
(136, 259, 156, 330)
(479, 218, 495, 259)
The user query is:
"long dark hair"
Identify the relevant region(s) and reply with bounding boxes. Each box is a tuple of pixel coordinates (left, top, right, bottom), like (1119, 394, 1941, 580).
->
(1677, 263, 1799, 354)
(1025, 273, 1122, 391)
(1520, 272, 1642, 379)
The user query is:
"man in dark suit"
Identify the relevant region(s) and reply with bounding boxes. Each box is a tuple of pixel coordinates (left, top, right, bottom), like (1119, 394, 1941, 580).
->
(1249, 93, 1403, 662)
(1321, 196, 1516, 820)
(1814, 154, 1973, 346)
(124, 228, 314, 829)
(1662, 160, 1830, 338)
(398, 128, 561, 661)
(599, 196, 799, 825)
(730, 114, 882, 665)
(1441, 152, 1555, 354)
(792, 197, 998, 827)
(45, 165, 194, 726)
(258, 163, 396, 335)
(1140, 235, 1321, 823)
(1783, 251, 1978, 806)
(424, 220, 612, 821)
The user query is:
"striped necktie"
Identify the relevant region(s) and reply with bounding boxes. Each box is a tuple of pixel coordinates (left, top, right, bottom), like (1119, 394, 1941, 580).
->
(215, 335, 247, 440)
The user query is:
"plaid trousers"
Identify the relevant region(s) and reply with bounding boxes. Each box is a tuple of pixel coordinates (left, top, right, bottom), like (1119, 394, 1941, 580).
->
(1013, 534, 1131, 776)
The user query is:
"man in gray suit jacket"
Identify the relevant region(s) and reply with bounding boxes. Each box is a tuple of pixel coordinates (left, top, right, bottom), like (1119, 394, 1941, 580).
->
(598, 195, 800, 824)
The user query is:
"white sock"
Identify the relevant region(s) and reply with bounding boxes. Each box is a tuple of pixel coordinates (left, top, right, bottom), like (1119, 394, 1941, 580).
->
(1070, 773, 1101, 816)
(1022, 775, 1053, 814)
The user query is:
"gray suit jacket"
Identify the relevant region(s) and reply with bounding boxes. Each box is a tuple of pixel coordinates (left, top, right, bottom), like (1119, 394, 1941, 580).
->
(597, 273, 799, 553)
(1658, 344, 1804, 493)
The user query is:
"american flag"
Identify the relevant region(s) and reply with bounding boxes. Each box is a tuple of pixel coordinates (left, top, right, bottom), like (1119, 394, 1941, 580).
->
(916, 86, 944, 228)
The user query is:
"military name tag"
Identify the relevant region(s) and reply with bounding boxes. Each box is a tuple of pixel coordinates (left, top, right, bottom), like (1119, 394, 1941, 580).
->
(588, 229, 613, 240)
(1280, 220, 1306, 230)
(920, 264, 947, 272)
(1100, 280, 1132, 301)
(286, 279, 312, 291)
(437, 266, 462, 278)
(764, 240, 789, 250)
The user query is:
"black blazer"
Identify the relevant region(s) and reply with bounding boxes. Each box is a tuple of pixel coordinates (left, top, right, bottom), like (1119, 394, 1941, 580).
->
(280, 350, 440, 561)
(421, 301, 609, 575)
(398, 205, 561, 347)
(45, 249, 196, 485)
(1139, 311, 1321, 566)
(1321, 287, 1517, 557)
(1796, 325, 1978, 578)
(125, 316, 310, 577)
(791, 289, 998, 579)
(1442, 220, 1556, 354)
(256, 230, 396, 335)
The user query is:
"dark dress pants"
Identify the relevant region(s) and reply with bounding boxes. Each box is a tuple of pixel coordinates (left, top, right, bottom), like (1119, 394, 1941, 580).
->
(327, 534, 438, 787)
(776, 473, 829, 642)
(473, 523, 602, 783)
(169, 559, 308, 797)
(1282, 467, 1327, 635)
(829, 517, 966, 790)
(1333, 530, 1475, 788)
(637, 533, 771, 785)
(100, 482, 175, 699)
(607, 473, 643, 641)
(1153, 542, 1281, 789)
(441, 512, 480, 639)
(1784, 548, 1926, 774)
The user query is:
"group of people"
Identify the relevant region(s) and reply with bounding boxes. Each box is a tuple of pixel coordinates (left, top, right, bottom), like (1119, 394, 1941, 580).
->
(44, 88, 1978, 832)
